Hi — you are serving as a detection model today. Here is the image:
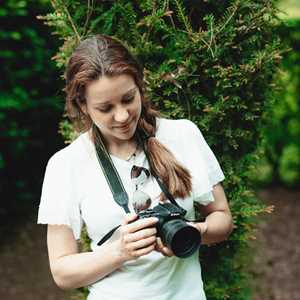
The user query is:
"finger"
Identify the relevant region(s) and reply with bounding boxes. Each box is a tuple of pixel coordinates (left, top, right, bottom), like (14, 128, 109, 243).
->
(154, 238, 164, 254)
(156, 237, 174, 257)
(156, 237, 164, 250)
(187, 222, 205, 234)
(126, 217, 158, 233)
(124, 227, 157, 243)
(132, 243, 156, 258)
(155, 237, 166, 255)
(127, 235, 156, 251)
(161, 246, 174, 257)
(186, 221, 196, 227)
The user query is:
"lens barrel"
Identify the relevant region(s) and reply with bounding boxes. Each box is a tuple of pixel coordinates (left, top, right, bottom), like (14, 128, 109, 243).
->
(160, 219, 201, 258)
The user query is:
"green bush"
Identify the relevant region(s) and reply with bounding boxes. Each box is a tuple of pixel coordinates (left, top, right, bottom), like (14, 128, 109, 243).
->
(258, 19, 300, 187)
(279, 143, 300, 183)
(41, 1, 283, 299)
(0, 0, 63, 210)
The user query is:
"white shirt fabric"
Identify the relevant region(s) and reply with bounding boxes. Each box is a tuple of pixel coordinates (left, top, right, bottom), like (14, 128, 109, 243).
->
(38, 118, 225, 300)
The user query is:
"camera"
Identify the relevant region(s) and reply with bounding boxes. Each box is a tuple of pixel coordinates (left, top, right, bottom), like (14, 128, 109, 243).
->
(138, 202, 201, 258)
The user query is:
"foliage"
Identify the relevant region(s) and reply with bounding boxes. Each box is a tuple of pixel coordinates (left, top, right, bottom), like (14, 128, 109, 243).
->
(40, 0, 283, 299)
(253, 18, 300, 187)
(0, 0, 63, 210)
(278, 0, 300, 20)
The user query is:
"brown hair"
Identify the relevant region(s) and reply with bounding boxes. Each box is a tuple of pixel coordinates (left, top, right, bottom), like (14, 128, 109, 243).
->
(65, 34, 192, 200)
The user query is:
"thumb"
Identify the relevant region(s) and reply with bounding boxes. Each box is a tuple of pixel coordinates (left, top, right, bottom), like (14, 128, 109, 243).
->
(123, 212, 138, 225)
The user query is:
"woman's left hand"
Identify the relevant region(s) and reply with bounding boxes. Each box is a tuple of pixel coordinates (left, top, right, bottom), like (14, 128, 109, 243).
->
(187, 221, 208, 236)
(154, 221, 207, 257)
(154, 237, 174, 257)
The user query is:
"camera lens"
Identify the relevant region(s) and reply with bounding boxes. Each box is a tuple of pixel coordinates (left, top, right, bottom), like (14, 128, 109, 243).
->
(161, 219, 201, 258)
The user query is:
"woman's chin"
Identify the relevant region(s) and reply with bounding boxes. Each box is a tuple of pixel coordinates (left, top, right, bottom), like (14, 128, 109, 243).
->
(113, 128, 136, 141)
(116, 122, 138, 140)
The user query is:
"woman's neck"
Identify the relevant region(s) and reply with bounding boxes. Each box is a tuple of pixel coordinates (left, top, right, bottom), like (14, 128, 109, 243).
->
(88, 129, 138, 160)
(108, 141, 139, 160)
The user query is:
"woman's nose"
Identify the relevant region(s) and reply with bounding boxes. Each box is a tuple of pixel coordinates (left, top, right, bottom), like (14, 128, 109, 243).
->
(114, 107, 129, 123)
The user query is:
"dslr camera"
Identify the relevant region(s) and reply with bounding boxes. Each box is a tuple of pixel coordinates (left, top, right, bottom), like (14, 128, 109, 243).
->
(138, 202, 201, 258)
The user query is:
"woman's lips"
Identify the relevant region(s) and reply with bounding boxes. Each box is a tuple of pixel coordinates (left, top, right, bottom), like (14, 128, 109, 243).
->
(114, 120, 133, 131)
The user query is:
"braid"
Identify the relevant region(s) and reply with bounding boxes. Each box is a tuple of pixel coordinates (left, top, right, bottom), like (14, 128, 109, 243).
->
(138, 100, 192, 201)
(64, 34, 192, 200)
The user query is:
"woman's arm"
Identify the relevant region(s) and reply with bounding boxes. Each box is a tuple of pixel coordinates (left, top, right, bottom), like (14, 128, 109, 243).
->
(47, 214, 158, 289)
(193, 183, 233, 245)
(47, 225, 124, 289)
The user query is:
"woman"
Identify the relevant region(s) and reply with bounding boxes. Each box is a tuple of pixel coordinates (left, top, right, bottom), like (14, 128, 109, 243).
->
(38, 34, 233, 300)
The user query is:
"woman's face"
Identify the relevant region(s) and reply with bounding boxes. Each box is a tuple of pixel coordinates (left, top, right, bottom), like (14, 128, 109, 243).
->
(83, 74, 142, 147)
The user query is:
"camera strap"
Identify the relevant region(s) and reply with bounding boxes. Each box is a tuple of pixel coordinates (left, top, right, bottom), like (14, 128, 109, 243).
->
(93, 124, 130, 214)
(93, 124, 184, 246)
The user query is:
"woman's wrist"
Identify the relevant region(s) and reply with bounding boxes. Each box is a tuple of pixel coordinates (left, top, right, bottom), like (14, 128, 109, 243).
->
(102, 239, 128, 265)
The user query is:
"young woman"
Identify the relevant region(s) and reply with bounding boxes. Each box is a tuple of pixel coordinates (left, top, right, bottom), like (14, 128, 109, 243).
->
(38, 34, 233, 300)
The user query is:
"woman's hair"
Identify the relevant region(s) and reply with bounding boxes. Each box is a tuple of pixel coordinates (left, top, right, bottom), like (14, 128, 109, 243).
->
(65, 34, 192, 200)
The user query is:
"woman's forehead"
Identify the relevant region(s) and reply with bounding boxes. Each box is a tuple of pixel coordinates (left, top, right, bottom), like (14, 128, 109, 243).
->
(85, 74, 136, 104)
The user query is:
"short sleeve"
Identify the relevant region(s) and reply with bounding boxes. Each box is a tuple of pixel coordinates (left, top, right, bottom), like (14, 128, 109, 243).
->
(37, 152, 83, 240)
(181, 119, 225, 205)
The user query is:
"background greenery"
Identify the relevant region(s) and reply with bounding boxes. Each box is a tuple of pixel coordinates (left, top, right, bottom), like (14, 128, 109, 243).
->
(252, 17, 300, 187)
(1, 0, 299, 299)
(40, 1, 284, 299)
(0, 0, 64, 224)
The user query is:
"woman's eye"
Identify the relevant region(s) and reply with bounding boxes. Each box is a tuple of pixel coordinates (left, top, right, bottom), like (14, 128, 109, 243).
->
(97, 106, 112, 113)
(123, 95, 134, 103)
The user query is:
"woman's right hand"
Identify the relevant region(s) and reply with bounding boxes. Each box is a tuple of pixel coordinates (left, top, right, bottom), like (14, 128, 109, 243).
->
(112, 213, 158, 262)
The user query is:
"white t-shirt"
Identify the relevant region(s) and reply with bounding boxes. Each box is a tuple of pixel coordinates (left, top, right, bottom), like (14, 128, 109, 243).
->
(38, 118, 225, 300)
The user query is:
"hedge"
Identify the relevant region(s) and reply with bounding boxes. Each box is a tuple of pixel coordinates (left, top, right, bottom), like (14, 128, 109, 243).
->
(0, 0, 63, 222)
(253, 18, 300, 187)
(40, 1, 283, 299)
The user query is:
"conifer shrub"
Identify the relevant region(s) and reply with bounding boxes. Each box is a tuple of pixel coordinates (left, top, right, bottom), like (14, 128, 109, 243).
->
(0, 0, 62, 211)
(41, 1, 283, 299)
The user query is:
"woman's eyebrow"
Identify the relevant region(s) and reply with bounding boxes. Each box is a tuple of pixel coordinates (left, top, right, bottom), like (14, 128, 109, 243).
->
(94, 87, 137, 106)
(122, 87, 137, 96)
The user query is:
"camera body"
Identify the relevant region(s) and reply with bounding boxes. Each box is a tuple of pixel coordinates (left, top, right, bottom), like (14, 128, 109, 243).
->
(138, 202, 187, 225)
(138, 202, 201, 258)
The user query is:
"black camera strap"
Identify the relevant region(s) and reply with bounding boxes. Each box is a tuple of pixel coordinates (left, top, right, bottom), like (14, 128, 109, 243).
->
(93, 124, 185, 246)
(93, 124, 130, 214)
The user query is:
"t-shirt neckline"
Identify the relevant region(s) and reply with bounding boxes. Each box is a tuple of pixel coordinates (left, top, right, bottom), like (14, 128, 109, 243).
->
(82, 131, 146, 167)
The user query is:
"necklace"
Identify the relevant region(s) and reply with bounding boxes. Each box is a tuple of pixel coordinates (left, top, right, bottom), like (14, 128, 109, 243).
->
(125, 144, 138, 162)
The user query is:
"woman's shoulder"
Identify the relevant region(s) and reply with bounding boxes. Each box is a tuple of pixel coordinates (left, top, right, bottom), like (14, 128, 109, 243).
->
(46, 131, 90, 169)
(156, 117, 198, 140)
